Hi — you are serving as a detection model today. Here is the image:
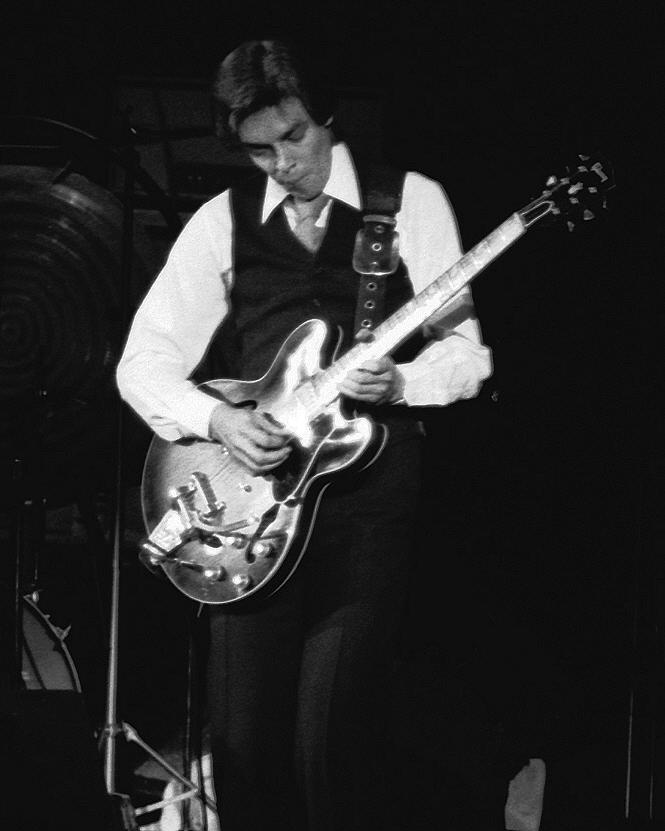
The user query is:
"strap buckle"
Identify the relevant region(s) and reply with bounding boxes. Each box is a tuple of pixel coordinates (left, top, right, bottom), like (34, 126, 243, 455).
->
(352, 214, 400, 276)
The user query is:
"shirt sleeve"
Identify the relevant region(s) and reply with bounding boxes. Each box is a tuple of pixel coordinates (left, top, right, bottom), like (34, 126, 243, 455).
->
(395, 172, 493, 406)
(115, 191, 234, 441)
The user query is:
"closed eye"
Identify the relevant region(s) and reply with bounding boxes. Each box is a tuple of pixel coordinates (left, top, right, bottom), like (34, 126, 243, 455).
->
(242, 122, 308, 154)
(287, 125, 307, 143)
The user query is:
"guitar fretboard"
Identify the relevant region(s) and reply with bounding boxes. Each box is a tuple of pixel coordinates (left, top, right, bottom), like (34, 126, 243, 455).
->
(310, 212, 525, 407)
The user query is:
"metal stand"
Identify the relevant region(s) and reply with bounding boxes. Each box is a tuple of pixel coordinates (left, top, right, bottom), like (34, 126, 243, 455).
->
(95, 116, 217, 829)
(100, 497, 216, 827)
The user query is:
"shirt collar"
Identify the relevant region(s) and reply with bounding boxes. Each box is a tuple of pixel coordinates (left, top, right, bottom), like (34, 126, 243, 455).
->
(261, 142, 362, 224)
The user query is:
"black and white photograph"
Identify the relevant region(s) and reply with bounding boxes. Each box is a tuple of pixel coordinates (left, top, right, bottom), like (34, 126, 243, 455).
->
(1, 2, 661, 829)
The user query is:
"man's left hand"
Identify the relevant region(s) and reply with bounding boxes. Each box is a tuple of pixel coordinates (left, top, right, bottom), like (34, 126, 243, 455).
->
(339, 356, 405, 405)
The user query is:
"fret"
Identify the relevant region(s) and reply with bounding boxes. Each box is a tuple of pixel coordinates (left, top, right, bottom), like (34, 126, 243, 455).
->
(308, 213, 525, 412)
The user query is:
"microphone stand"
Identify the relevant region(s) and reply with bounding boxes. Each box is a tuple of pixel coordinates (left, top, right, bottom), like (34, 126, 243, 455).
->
(97, 114, 217, 830)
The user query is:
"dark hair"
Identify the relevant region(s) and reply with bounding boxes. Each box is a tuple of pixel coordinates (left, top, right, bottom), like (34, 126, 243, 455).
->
(212, 40, 336, 147)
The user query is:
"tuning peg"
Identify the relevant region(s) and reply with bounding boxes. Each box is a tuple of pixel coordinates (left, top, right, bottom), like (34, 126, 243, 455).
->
(591, 162, 609, 183)
(567, 220, 576, 233)
(568, 182, 584, 195)
(546, 175, 558, 187)
(583, 209, 595, 221)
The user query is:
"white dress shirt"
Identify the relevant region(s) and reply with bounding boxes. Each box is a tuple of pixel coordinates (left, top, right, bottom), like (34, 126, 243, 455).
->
(116, 143, 492, 441)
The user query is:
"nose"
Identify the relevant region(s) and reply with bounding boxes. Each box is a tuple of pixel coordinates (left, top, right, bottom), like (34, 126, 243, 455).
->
(274, 144, 295, 175)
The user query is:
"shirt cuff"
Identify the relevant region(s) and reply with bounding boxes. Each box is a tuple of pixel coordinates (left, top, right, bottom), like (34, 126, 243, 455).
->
(154, 388, 221, 441)
(396, 336, 492, 407)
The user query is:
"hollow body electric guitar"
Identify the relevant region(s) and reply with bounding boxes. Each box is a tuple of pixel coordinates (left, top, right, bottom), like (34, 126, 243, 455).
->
(140, 157, 613, 605)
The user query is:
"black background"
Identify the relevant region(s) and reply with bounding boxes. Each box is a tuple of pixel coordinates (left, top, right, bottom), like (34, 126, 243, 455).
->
(2, 2, 663, 828)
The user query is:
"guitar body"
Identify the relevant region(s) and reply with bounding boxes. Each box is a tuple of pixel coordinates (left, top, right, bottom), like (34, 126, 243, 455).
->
(141, 319, 385, 605)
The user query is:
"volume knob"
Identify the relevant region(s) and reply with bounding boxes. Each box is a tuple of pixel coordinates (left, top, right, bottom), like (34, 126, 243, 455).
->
(231, 573, 252, 592)
(203, 567, 226, 581)
(251, 541, 274, 558)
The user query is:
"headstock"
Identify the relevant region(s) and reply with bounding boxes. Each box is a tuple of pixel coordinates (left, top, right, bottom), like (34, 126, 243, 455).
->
(520, 154, 615, 232)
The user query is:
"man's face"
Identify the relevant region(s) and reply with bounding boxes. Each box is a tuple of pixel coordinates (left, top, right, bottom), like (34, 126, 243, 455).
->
(237, 97, 332, 200)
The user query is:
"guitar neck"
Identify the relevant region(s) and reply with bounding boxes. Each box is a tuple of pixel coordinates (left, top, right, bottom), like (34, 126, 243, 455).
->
(316, 212, 525, 398)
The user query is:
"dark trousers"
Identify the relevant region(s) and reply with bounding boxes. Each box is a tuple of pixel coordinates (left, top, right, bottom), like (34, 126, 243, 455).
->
(207, 420, 424, 831)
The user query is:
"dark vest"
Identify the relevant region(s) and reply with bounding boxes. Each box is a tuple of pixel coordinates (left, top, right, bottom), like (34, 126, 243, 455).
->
(207, 164, 423, 389)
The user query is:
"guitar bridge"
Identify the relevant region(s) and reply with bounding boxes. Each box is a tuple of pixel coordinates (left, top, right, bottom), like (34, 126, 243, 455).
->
(170, 471, 226, 524)
(142, 507, 198, 563)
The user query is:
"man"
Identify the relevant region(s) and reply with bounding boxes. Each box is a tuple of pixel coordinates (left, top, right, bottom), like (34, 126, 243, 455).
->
(117, 39, 492, 831)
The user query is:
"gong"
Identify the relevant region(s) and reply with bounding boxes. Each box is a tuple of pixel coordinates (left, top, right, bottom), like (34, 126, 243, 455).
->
(0, 162, 150, 500)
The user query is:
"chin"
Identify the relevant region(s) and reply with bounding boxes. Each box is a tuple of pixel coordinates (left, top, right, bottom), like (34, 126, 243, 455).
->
(292, 178, 320, 200)
(290, 183, 312, 198)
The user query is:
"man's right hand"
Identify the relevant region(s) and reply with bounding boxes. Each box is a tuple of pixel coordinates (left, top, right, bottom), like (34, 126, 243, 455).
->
(208, 401, 292, 475)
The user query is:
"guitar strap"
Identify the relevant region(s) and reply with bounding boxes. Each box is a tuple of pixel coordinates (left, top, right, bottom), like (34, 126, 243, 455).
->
(352, 165, 405, 335)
